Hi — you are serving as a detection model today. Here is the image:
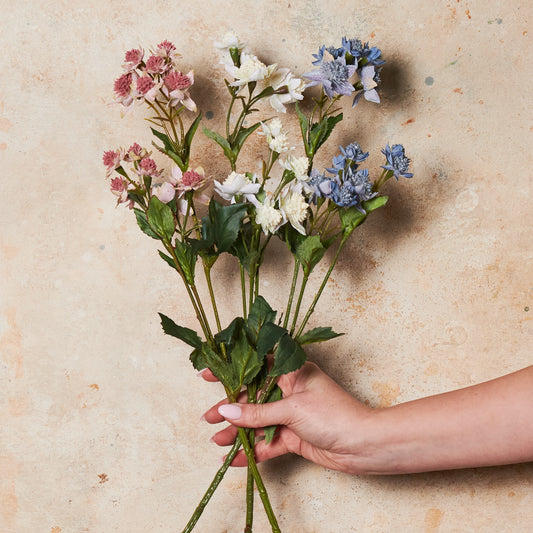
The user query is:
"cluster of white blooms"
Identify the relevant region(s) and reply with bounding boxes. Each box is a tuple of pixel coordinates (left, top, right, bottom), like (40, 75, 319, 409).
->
(215, 32, 305, 113)
(259, 118, 290, 154)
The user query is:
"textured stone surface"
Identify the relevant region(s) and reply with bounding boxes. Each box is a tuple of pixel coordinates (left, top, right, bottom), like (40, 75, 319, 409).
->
(1, 1, 532, 531)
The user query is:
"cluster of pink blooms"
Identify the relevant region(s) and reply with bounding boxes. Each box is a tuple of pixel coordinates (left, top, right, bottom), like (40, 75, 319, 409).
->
(113, 40, 196, 113)
(103, 143, 209, 212)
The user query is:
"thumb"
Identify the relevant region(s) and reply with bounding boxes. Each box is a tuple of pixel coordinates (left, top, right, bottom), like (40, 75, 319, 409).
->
(218, 400, 292, 429)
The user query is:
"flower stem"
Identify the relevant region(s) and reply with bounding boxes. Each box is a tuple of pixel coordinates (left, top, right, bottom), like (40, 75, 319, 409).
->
(237, 428, 280, 533)
(289, 271, 310, 336)
(295, 235, 348, 338)
(240, 264, 247, 317)
(204, 265, 222, 332)
(181, 438, 243, 533)
(283, 260, 300, 330)
(245, 429, 255, 532)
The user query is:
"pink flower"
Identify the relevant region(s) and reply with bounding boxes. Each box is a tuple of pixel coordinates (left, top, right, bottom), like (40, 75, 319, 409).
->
(114, 73, 133, 97)
(152, 181, 176, 203)
(181, 169, 204, 190)
(124, 143, 145, 162)
(136, 76, 155, 95)
(123, 48, 143, 71)
(157, 40, 176, 55)
(103, 149, 124, 176)
(164, 71, 192, 91)
(145, 55, 165, 74)
(110, 177, 133, 208)
(139, 157, 158, 177)
(162, 70, 196, 111)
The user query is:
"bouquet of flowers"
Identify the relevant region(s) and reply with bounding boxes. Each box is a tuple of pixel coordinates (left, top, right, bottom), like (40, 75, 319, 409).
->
(103, 33, 412, 532)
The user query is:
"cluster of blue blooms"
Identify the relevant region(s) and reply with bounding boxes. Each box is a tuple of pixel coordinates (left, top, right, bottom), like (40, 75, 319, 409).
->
(308, 142, 412, 212)
(304, 37, 385, 106)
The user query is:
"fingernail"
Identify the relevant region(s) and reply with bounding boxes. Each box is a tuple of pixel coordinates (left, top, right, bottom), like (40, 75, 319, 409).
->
(218, 404, 242, 420)
(199, 413, 206, 422)
(196, 369, 207, 378)
(209, 435, 215, 444)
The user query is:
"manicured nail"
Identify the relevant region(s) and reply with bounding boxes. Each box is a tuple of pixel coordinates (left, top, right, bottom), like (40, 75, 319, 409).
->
(209, 435, 215, 444)
(196, 369, 207, 378)
(218, 404, 242, 420)
(199, 413, 206, 422)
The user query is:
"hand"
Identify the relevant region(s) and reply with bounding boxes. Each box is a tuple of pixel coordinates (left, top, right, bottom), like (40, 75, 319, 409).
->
(201, 362, 375, 474)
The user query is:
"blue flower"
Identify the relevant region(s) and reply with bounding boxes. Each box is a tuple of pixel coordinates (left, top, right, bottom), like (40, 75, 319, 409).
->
(341, 38, 385, 67)
(352, 65, 381, 106)
(344, 167, 376, 202)
(304, 55, 357, 98)
(381, 144, 413, 179)
(326, 142, 369, 174)
(311, 45, 326, 66)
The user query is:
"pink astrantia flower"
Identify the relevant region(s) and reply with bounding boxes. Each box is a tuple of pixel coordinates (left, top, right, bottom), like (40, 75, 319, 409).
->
(138, 157, 159, 177)
(162, 70, 196, 111)
(145, 55, 166, 74)
(123, 48, 144, 71)
(156, 40, 181, 62)
(110, 177, 134, 208)
(114, 73, 133, 97)
(125, 143, 143, 161)
(136, 76, 155, 95)
(103, 149, 124, 176)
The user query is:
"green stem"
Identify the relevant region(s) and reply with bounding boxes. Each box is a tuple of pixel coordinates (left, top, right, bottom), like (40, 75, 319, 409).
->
(240, 264, 247, 317)
(289, 271, 310, 336)
(237, 428, 280, 533)
(181, 438, 243, 533)
(245, 429, 255, 532)
(204, 265, 222, 332)
(190, 283, 214, 343)
(283, 260, 300, 330)
(295, 235, 349, 338)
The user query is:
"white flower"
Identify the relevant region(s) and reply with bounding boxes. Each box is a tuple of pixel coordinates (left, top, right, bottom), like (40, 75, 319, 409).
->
(214, 32, 246, 53)
(280, 155, 309, 181)
(255, 195, 284, 235)
(214, 171, 261, 204)
(227, 52, 277, 87)
(279, 182, 309, 235)
(260, 118, 290, 154)
(266, 68, 306, 112)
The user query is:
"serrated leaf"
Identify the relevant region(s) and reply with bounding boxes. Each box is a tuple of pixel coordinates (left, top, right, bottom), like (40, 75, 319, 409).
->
(247, 296, 277, 340)
(264, 385, 283, 444)
(339, 196, 388, 237)
(295, 235, 325, 275)
(230, 327, 262, 387)
(200, 343, 239, 391)
(309, 113, 343, 154)
(207, 200, 249, 253)
(256, 322, 286, 360)
(283, 222, 307, 254)
(296, 326, 344, 345)
(214, 317, 245, 349)
(159, 313, 203, 349)
(269, 334, 307, 377)
(134, 208, 160, 240)
(173, 239, 197, 284)
(146, 196, 175, 242)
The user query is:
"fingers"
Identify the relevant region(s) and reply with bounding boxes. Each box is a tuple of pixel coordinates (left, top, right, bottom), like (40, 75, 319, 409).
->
(218, 398, 293, 429)
(197, 368, 218, 382)
(222, 428, 294, 466)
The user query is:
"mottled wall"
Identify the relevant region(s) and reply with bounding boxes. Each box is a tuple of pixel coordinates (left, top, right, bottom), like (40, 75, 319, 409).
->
(1, 0, 532, 532)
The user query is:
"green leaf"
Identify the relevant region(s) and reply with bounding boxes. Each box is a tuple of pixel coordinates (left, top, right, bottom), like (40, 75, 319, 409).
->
(233, 122, 262, 153)
(206, 199, 249, 253)
(190, 348, 207, 371)
(115, 166, 129, 179)
(363, 195, 388, 213)
(295, 235, 325, 275)
(230, 327, 262, 386)
(264, 385, 283, 444)
(151, 128, 175, 152)
(146, 196, 175, 242)
(283, 222, 307, 254)
(173, 239, 197, 284)
(309, 113, 343, 154)
(183, 113, 203, 166)
(247, 296, 277, 340)
(256, 322, 286, 360)
(134, 208, 160, 240)
(203, 126, 235, 162)
(269, 334, 307, 377)
(200, 343, 239, 391)
(296, 326, 344, 345)
(159, 313, 203, 350)
(339, 196, 388, 237)
(158, 250, 177, 270)
(214, 317, 245, 349)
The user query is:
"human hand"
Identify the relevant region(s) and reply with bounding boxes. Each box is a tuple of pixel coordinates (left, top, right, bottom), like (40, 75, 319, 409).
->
(201, 362, 375, 474)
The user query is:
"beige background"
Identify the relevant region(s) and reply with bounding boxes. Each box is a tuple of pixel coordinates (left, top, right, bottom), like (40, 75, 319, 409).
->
(1, 0, 532, 531)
